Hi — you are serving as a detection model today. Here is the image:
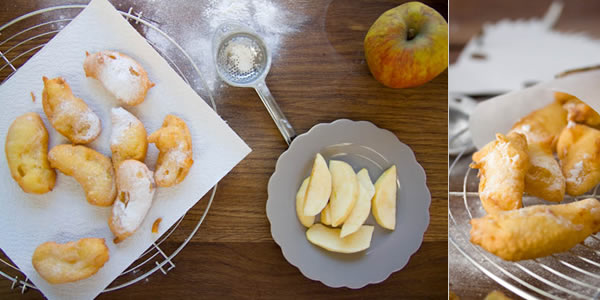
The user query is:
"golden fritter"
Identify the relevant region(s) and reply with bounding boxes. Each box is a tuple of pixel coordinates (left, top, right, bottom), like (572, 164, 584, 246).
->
(110, 107, 147, 167)
(556, 124, 600, 196)
(84, 51, 154, 106)
(484, 291, 512, 300)
(509, 100, 567, 150)
(554, 91, 575, 105)
(48, 144, 117, 206)
(523, 141, 565, 203)
(148, 115, 193, 187)
(555, 91, 600, 128)
(5, 113, 56, 194)
(42, 76, 101, 144)
(449, 291, 460, 300)
(471, 132, 529, 214)
(32, 238, 109, 284)
(470, 198, 600, 261)
(109, 160, 155, 243)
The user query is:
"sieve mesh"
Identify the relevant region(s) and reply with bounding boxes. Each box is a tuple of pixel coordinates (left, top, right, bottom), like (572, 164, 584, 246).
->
(216, 32, 267, 85)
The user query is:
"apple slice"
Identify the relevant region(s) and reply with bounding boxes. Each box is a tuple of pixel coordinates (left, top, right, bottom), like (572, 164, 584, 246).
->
(306, 223, 374, 253)
(357, 168, 376, 196)
(295, 177, 315, 227)
(340, 169, 375, 238)
(303, 153, 332, 216)
(372, 165, 397, 230)
(329, 160, 359, 226)
(320, 203, 332, 226)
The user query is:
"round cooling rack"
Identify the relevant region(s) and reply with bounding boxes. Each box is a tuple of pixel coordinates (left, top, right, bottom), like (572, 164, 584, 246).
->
(0, 4, 217, 294)
(449, 150, 600, 300)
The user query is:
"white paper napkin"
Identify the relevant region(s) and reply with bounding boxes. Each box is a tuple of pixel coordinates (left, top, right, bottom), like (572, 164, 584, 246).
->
(450, 17, 600, 95)
(0, 0, 251, 299)
(469, 69, 600, 149)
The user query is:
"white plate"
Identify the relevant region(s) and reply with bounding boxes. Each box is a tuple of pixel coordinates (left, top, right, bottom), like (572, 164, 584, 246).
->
(266, 119, 431, 288)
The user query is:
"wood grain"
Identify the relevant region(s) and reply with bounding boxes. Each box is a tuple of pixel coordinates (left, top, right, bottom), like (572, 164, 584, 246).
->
(0, 0, 448, 298)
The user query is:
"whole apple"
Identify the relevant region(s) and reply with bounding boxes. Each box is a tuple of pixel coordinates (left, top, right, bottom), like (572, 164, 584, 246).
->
(364, 1, 448, 88)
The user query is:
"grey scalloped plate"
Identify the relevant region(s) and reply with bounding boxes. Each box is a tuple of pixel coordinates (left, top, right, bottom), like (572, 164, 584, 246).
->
(266, 119, 431, 288)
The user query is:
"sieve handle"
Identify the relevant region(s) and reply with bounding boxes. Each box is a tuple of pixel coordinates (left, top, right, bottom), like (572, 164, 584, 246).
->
(254, 81, 296, 145)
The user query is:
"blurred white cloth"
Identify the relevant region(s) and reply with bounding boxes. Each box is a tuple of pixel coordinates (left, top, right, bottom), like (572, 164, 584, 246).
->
(449, 3, 600, 95)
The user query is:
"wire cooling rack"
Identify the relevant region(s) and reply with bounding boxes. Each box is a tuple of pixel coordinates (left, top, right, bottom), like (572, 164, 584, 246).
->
(449, 148, 600, 300)
(0, 4, 217, 294)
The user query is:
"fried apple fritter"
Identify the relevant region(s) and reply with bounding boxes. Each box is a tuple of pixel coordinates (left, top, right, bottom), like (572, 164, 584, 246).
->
(523, 141, 565, 203)
(510, 100, 567, 150)
(555, 92, 600, 128)
(556, 124, 600, 196)
(84, 51, 154, 106)
(470, 198, 600, 261)
(5, 113, 56, 194)
(554, 91, 575, 105)
(148, 115, 193, 187)
(109, 160, 155, 243)
(471, 132, 529, 214)
(48, 144, 117, 206)
(32, 238, 109, 284)
(110, 107, 147, 167)
(484, 290, 512, 300)
(449, 291, 460, 300)
(42, 77, 101, 144)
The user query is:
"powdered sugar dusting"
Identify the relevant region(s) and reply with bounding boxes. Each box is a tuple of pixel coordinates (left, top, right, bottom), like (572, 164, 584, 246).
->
(139, 0, 306, 92)
(576, 198, 600, 210)
(204, 0, 252, 30)
(155, 143, 191, 182)
(166, 147, 188, 165)
(512, 205, 584, 231)
(546, 177, 564, 192)
(510, 124, 532, 142)
(112, 161, 155, 233)
(225, 43, 258, 74)
(567, 160, 584, 185)
(110, 107, 138, 146)
(97, 53, 143, 103)
(529, 153, 564, 192)
(536, 208, 583, 231)
(479, 140, 522, 199)
(56, 100, 100, 140)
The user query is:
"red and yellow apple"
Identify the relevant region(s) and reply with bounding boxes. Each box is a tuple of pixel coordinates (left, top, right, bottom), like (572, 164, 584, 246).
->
(364, 1, 448, 88)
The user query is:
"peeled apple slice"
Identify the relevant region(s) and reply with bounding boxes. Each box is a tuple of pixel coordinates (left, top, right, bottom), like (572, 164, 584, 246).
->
(295, 177, 315, 227)
(329, 160, 359, 226)
(303, 153, 332, 216)
(306, 223, 374, 253)
(320, 204, 332, 226)
(372, 165, 397, 230)
(340, 169, 375, 238)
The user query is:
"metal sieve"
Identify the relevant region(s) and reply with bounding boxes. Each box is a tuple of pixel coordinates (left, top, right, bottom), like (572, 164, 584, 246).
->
(213, 22, 296, 145)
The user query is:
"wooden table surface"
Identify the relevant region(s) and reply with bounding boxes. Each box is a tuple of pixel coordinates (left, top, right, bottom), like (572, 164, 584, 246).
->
(0, 0, 448, 298)
(450, 1, 600, 299)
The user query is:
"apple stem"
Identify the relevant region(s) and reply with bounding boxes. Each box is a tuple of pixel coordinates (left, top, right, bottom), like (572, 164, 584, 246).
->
(407, 28, 416, 41)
